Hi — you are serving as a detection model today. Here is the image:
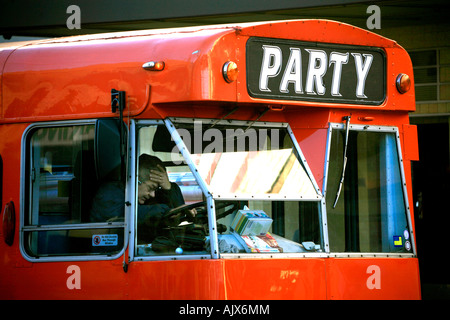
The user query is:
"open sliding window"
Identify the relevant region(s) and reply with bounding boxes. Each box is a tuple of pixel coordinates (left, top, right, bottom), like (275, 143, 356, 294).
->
(133, 118, 325, 259)
(325, 123, 415, 255)
(21, 120, 126, 260)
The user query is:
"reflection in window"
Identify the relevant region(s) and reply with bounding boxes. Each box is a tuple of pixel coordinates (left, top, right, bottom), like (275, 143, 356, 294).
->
(191, 149, 318, 198)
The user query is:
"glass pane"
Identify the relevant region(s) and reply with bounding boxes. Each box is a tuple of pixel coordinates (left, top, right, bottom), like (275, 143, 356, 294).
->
(413, 67, 437, 84)
(415, 85, 437, 101)
(439, 84, 450, 100)
(214, 200, 322, 254)
(135, 121, 323, 256)
(410, 50, 436, 67)
(439, 48, 450, 65)
(29, 125, 96, 225)
(440, 66, 450, 83)
(326, 129, 412, 253)
(173, 121, 318, 199)
(136, 124, 207, 256)
(26, 124, 126, 258)
(174, 120, 322, 255)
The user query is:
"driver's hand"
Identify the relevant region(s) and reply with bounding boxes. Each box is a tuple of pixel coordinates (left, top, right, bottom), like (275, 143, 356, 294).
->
(169, 208, 196, 220)
(149, 164, 171, 190)
(187, 208, 197, 218)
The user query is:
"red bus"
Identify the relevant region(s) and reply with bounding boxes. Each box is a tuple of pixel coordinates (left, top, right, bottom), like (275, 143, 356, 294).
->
(0, 19, 420, 299)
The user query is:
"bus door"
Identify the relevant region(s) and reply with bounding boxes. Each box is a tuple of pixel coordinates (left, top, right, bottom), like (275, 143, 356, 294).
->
(323, 122, 420, 299)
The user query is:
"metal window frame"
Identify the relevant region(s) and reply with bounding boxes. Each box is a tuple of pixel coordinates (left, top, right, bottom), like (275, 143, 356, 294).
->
(322, 123, 417, 258)
(130, 118, 328, 261)
(20, 120, 128, 262)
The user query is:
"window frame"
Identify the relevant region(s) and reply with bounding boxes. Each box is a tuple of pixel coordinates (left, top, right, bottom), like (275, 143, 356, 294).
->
(323, 122, 417, 258)
(20, 120, 128, 262)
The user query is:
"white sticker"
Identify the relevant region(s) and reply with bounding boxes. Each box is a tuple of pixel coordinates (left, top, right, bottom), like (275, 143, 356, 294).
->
(92, 234, 118, 246)
(403, 229, 410, 240)
(405, 241, 411, 251)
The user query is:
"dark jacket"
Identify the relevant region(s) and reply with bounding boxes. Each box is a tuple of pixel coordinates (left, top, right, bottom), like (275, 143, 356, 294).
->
(90, 181, 185, 243)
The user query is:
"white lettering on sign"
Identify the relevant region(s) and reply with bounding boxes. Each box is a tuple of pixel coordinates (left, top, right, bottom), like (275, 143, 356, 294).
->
(329, 52, 349, 97)
(259, 45, 282, 92)
(258, 46, 374, 100)
(352, 53, 374, 98)
(280, 48, 303, 94)
(305, 49, 327, 96)
(366, 265, 381, 290)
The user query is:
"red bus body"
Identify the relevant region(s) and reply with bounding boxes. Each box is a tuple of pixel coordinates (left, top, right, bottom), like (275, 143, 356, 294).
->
(0, 20, 420, 299)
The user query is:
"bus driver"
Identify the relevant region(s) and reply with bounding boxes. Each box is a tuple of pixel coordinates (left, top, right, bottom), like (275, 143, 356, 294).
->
(90, 154, 192, 244)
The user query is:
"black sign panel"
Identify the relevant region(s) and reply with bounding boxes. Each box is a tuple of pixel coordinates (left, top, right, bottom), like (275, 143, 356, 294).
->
(246, 37, 386, 105)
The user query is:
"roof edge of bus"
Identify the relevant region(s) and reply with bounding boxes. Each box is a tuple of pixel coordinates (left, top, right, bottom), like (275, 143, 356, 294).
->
(10, 23, 241, 47)
(237, 19, 399, 48)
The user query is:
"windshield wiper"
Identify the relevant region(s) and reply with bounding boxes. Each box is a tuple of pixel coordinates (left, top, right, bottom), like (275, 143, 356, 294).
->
(210, 105, 240, 128)
(245, 106, 270, 132)
(333, 115, 351, 208)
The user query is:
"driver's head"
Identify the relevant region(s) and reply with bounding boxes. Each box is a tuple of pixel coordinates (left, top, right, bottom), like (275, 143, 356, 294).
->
(137, 154, 165, 204)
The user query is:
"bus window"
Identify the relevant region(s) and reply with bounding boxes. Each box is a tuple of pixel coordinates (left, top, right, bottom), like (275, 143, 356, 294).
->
(325, 125, 413, 254)
(214, 200, 322, 254)
(164, 119, 324, 255)
(135, 124, 206, 256)
(22, 124, 125, 258)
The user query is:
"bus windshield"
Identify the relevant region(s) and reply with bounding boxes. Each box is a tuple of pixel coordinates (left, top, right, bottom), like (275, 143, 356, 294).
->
(169, 119, 324, 255)
(135, 119, 324, 257)
(172, 120, 320, 200)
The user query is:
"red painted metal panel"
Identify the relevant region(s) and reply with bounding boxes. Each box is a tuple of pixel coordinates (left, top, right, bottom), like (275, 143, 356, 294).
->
(325, 258, 421, 300)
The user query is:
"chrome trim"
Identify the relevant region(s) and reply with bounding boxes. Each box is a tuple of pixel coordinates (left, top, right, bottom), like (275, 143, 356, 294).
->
(220, 252, 416, 259)
(134, 254, 211, 262)
(127, 119, 137, 262)
(22, 222, 125, 232)
(164, 118, 217, 258)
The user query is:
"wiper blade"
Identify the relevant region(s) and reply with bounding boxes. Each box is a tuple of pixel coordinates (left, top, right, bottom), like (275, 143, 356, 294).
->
(333, 115, 351, 208)
(245, 106, 270, 132)
(210, 105, 239, 128)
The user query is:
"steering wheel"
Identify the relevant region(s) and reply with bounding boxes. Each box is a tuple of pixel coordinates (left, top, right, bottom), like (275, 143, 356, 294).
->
(163, 201, 207, 220)
(163, 200, 239, 222)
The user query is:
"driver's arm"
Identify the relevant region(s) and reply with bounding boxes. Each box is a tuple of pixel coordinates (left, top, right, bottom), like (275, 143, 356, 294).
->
(156, 182, 185, 209)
